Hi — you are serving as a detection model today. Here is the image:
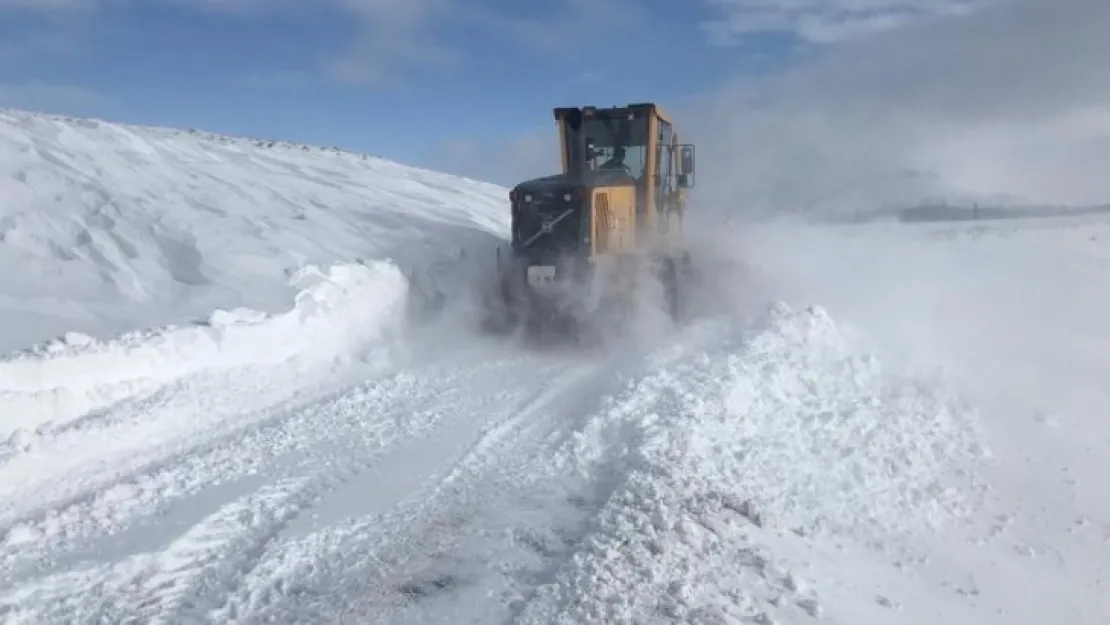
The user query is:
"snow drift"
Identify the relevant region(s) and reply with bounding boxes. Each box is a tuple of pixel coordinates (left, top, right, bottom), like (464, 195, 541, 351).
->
(669, 215, 1110, 624)
(0, 108, 508, 353)
(0, 259, 409, 440)
(520, 302, 989, 623)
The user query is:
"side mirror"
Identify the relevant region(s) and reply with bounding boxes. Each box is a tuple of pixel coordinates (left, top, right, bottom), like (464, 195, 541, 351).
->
(678, 144, 695, 174)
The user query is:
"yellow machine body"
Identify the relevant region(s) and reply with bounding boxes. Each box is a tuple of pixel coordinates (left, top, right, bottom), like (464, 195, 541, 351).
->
(485, 102, 697, 338)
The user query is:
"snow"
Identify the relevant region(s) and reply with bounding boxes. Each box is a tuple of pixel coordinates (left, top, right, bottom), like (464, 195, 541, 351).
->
(516, 303, 989, 624)
(0, 108, 506, 353)
(725, 217, 1110, 623)
(0, 260, 408, 438)
(1, 107, 1108, 624)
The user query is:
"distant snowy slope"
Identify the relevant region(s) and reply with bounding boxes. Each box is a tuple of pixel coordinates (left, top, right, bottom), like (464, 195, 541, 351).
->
(0, 108, 509, 352)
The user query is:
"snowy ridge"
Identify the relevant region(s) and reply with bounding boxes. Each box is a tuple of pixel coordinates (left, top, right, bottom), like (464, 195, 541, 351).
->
(519, 303, 989, 623)
(0, 260, 408, 441)
(0, 107, 507, 352)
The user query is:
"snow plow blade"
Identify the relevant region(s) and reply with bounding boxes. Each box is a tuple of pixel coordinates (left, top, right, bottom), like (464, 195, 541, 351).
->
(476, 245, 689, 349)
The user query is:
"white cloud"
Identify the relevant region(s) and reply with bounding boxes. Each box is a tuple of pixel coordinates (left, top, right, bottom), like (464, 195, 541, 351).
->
(325, 0, 455, 85)
(461, 0, 644, 54)
(0, 0, 648, 86)
(323, 0, 645, 85)
(0, 0, 453, 85)
(702, 0, 984, 44)
(684, 0, 1110, 219)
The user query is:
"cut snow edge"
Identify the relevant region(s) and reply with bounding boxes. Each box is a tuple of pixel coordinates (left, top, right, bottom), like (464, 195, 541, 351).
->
(0, 259, 409, 440)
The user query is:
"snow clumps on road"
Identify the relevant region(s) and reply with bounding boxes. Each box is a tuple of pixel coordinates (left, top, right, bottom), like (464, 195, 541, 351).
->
(519, 301, 991, 624)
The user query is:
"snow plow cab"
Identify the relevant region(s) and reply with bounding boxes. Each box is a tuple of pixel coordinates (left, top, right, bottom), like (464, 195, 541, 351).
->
(482, 102, 696, 339)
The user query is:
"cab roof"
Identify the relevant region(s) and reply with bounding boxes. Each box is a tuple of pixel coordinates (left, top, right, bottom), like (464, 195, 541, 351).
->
(552, 102, 673, 125)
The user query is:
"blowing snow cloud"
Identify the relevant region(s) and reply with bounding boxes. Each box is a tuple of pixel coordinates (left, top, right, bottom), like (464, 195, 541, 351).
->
(690, 0, 1110, 219)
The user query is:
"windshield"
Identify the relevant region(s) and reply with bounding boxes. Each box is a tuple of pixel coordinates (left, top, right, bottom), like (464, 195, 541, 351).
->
(563, 114, 649, 181)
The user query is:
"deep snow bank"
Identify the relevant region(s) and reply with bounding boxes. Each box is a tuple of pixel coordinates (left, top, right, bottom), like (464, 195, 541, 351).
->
(519, 302, 989, 624)
(725, 215, 1110, 623)
(0, 108, 508, 351)
(0, 260, 408, 440)
(731, 215, 1110, 420)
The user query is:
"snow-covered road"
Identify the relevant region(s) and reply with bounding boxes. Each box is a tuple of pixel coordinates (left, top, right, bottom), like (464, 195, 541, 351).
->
(0, 340, 599, 623)
(0, 263, 604, 623)
(0, 273, 990, 624)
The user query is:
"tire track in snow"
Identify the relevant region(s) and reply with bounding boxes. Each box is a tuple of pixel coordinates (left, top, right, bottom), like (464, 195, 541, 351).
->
(214, 334, 718, 624)
(182, 374, 540, 623)
(0, 361, 367, 528)
(120, 377, 494, 625)
(431, 361, 598, 492)
(0, 343, 591, 625)
(0, 477, 316, 625)
(0, 364, 385, 579)
(0, 380, 417, 624)
(0, 344, 526, 574)
(212, 357, 614, 624)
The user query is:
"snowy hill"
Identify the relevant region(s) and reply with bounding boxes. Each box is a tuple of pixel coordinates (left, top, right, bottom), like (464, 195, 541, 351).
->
(0, 108, 508, 352)
(0, 108, 1107, 624)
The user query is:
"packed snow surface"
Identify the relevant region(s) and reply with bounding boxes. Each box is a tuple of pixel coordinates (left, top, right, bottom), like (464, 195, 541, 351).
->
(1, 108, 1108, 624)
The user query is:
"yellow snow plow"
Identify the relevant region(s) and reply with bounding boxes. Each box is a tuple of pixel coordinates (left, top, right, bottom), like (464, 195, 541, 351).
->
(481, 102, 697, 340)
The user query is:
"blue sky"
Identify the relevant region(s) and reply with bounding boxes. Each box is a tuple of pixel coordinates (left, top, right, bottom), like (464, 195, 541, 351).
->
(0, 0, 987, 183)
